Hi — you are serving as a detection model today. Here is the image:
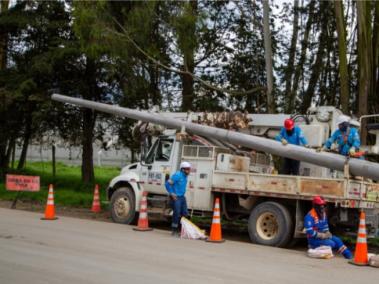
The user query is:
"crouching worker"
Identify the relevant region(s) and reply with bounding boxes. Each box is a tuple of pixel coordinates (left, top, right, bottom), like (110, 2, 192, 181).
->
(304, 196, 353, 259)
(165, 161, 191, 237)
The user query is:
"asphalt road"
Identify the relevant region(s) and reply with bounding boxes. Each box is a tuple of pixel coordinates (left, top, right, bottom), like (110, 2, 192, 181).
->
(0, 208, 377, 284)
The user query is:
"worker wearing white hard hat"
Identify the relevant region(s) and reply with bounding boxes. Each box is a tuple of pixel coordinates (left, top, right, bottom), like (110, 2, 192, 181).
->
(321, 115, 361, 156)
(165, 161, 191, 237)
(336, 115, 350, 126)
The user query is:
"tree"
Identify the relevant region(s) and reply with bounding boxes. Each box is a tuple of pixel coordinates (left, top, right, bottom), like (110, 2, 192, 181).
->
(300, 1, 330, 113)
(262, 0, 275, 113)
(289, 0, 315, 112)
(284, 0, 299, 113)
(357, 1, 373, 144)
(0, 0, 73, 173)
(334, 0, 349, 113)
(371, 2, 379, 113)
(0, 0, 10, 177)
(173, 1, 198, 111)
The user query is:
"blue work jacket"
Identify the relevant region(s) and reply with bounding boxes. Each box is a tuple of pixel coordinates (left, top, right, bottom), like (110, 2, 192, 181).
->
(275, 126, 308, 146)
(324, 127, 360, 156)
(165, 170, 188, 197)
(304, 208, 329, 239)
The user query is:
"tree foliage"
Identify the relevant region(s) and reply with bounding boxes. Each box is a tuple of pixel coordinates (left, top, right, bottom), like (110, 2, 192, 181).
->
(0, 0, 378, 181)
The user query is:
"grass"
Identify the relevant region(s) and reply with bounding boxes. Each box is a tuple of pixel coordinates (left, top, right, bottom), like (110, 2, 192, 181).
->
(0, 161, 120, 207)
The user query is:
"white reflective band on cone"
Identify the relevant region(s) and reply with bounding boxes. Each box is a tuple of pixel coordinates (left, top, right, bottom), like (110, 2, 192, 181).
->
(47, 200, 54, 205)
(212, 219, 220, 224)
(213, 211, 220, 217)
(358, 228, 366, 234)
(357, 237, 366, 243)
(139, 212, 147, 219)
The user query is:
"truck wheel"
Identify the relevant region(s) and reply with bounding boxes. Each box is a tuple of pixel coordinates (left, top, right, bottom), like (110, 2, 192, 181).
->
(248, 201, 293, 247)
(110, 187, 137, 224)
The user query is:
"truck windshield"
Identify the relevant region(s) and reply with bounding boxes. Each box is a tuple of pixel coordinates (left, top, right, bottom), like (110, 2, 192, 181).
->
(144, 138, 174, 164)
(155, 139, 174, 162)
(145, 139, 159, 164)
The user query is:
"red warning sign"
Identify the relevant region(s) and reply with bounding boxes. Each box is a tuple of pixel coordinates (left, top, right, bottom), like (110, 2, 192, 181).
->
(6, 175, 40, 192)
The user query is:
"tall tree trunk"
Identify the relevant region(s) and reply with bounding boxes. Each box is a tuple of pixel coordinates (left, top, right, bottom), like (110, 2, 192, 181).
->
(262, 0, 275, 113)
(372, 2, 379, 113)
(17, 120, 32, 170)
(0, 139, 8, 179)
(149, 3, 162, 107)
(149, 64, 161, 106)
(181, 1, 197, 112)
(0, 0, 9, 69)
(81, 57, 98, 183)
(300, 1, 329, 113)
(334, 0, 350, 114)
(0, 0, 9, 178)
(357, 1, 373, 145)
(284, 0, 300, 113)
(81, 108, 95, 183)
(4, 136, 15, 169)
(291, 0, 316, 111)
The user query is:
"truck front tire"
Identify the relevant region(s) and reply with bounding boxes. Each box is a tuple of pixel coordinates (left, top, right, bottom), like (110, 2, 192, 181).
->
(110, 187, 137, 224)
(248, 201, 293, 247)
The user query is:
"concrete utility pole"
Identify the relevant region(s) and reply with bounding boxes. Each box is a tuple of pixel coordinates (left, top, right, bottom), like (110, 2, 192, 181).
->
(262, 0, 275, 113)
(52, 94, 379, 181)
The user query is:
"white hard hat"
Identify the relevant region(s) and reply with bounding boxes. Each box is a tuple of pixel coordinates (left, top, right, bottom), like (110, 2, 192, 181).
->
(180, 161, 191, 169)
(336, 115, 350, 126)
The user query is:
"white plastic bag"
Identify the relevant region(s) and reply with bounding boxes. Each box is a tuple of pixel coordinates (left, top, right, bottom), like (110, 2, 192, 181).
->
(180, 217, 207, 240)
(368, 254, 379, 268)
(307, 246, 334, 259)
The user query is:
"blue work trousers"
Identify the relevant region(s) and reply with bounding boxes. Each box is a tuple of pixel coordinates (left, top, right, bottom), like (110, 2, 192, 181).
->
(308, 235, 352, 259)
(171, 196, 188, 229)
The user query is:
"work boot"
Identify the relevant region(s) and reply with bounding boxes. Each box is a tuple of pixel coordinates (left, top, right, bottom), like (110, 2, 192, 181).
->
(171, 228, 179, 238)
(342, 248, 353, 259)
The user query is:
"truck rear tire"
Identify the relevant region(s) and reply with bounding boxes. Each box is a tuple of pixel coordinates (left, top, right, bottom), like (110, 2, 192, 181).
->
(248, 201, 293, 247)
(110, 187, 137, 224)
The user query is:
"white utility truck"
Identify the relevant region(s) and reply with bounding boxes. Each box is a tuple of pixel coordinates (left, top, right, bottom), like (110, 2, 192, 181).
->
(52, 94, 379, 247)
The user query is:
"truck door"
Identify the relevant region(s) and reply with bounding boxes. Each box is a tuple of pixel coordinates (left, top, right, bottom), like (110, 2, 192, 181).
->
(141, 137, 176, 194)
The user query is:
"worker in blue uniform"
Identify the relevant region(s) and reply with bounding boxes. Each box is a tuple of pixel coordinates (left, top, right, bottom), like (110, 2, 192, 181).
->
(275, 118, 309, 175)
(304, 196, 353, 259)
(322, 115, 361, 156)
(165, 161, 191, 237)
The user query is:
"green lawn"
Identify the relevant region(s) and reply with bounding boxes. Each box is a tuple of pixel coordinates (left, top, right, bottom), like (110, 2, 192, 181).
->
(0, 162, 120, 207)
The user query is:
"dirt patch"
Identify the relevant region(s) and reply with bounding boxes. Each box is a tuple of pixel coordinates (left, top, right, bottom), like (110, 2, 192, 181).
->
(0, 234, 13, 239)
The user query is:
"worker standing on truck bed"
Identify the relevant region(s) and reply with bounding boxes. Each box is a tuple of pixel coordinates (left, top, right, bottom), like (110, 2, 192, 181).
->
(304, 196, 353, 259)
(322, 115, 361, 156)
(275, 118, 309, 175)
(165, 161, 191, 237)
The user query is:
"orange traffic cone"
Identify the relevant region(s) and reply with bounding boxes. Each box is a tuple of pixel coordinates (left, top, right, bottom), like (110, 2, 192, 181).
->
(91, 184, 101, 213)
(206, 197, 225, 243)
(41, 184, 58, 220)
(133, 191, 153, 231)
(349, 211, 368, 266)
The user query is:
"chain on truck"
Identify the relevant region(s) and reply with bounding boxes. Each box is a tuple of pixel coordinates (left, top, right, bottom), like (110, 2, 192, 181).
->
(52, 94, 379, 248)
